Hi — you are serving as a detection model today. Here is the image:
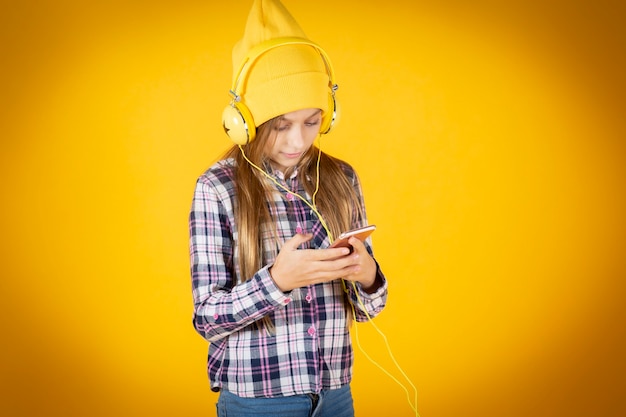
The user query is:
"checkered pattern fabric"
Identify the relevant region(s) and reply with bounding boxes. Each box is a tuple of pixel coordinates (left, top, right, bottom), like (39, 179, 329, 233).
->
(189, 157, 387, 398)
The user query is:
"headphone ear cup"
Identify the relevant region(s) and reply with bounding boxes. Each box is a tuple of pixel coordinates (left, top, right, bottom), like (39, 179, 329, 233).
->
(222, 101, 255, 145)
(320, 92, 339, 135)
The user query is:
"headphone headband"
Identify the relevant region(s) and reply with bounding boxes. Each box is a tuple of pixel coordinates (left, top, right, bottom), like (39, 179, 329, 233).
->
(230, 36, 336, 99)
(222, 36, 339, 145)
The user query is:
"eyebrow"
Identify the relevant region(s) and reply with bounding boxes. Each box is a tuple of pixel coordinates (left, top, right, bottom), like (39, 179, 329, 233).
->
(280, 109, 322, 122)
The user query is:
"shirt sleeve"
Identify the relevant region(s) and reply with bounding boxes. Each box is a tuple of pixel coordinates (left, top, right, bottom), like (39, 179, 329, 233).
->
(343, 165, 389, 321)
(346, 262, 388, 322)
(189, 174, 291, 343)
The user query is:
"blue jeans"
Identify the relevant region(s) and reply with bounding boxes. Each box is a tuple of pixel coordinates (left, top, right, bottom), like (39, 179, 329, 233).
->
(216, 385, 354, 417)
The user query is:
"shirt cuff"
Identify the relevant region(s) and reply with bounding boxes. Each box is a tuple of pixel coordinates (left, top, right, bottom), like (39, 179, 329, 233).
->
(356, 264, 387, 299)
(257, 264, 294, 307)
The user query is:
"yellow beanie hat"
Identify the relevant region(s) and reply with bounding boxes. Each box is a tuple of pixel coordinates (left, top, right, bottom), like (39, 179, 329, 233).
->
(230, 0, 330, 127)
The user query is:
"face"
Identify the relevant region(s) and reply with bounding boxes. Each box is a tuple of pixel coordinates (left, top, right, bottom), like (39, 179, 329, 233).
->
(264, 108, 322, 173)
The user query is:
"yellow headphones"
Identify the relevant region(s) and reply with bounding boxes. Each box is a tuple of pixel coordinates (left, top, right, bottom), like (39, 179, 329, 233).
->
(222, 36, 339, 145)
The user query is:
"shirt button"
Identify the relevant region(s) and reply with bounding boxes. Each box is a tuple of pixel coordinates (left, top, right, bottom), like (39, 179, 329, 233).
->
(305, 294, 312, 303)
(286, 193, 294, 201)
(308, 326, 316, 337)
(296, 226, 303, 234)
(213, 314, 219, 320)
(283, 298, 292, 305)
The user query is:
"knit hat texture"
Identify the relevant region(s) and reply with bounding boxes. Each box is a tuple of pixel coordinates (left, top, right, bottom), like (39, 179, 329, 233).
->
(231, 0, 330, 127)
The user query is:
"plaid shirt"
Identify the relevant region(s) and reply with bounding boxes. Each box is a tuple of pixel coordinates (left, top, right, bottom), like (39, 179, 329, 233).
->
(189, 157, 388, 398)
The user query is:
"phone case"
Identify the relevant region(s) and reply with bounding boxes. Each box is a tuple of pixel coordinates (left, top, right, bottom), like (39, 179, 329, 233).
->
(330, 225, 376, 249)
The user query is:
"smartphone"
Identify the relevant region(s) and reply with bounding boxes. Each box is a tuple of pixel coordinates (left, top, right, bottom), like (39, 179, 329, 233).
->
(330, 225, 376, 249)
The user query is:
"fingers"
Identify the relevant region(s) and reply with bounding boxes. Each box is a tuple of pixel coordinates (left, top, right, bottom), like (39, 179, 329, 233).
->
(283, 233, 314, 250)
(316, 247, 352, 261)
(347, 236, 368, 254)
(343, 237, 377, 287)
(272, 234, 369, 291)
(284, 234, 352, 260)
(302, 258, 360, 285)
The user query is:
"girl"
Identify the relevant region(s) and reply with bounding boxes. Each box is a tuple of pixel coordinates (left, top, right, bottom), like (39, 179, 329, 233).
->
(189, 1, 388, 416)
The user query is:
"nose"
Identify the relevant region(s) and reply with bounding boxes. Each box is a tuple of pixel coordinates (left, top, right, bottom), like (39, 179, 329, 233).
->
(286, 125, 305, 149)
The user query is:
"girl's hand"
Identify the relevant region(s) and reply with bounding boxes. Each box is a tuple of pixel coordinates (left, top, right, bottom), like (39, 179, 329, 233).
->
(341, 236, 379, 293)
(269, 233, 361, 292)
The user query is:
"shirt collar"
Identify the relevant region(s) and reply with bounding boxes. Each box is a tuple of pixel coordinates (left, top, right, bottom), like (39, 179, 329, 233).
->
(264, 161, 299, 181)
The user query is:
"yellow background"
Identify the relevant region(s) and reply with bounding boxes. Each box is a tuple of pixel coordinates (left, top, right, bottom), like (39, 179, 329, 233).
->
(1, 0, 624, 416)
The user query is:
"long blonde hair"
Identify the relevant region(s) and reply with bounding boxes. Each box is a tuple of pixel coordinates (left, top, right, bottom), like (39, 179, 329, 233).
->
(223, 116, 362, 330)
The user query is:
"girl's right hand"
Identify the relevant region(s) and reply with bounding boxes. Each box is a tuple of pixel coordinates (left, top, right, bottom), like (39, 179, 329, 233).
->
(269, 233, 360, 292)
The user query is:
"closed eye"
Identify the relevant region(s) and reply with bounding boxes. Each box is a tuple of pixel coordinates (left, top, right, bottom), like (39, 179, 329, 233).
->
(305, 119, 320, 127)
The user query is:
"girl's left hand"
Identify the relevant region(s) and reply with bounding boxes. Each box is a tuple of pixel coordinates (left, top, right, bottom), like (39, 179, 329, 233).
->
(342, 237, 379, 293)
